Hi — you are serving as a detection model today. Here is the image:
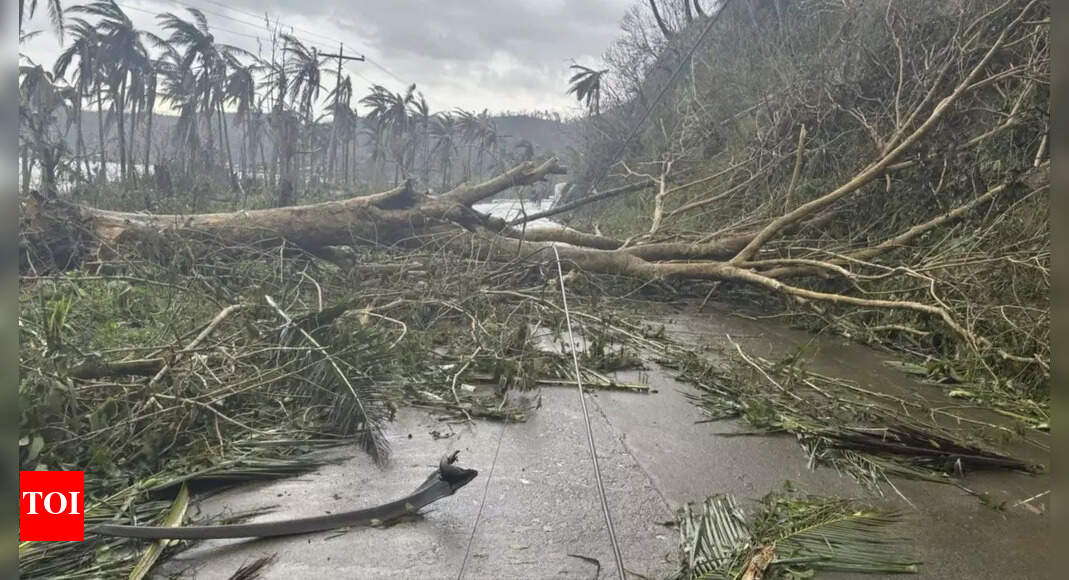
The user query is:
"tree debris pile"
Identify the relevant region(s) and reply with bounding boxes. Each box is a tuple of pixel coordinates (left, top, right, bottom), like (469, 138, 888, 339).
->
(671, 340, 1045, 495)
(674, 486, 920, 579)
(16, 232, 644, 578)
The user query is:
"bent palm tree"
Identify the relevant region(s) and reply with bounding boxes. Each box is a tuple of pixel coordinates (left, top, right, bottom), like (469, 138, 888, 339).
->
(361, 84, 417, 184)
(21, 0, 65, 40)
(53, 16, 98, 180)
(73, 0, 151, 182)
(567, 64, 608, 116)
(430, 112, 458, 189)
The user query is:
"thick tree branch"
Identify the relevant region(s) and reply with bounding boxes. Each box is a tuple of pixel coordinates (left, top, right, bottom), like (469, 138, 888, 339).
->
(443, 157, 566, 206)
(730, 0, 1039, 264)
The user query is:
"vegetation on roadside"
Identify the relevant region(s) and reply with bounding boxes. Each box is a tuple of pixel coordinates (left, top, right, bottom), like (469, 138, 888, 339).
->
(18, 0, 1050, 577)
(563, 0, 1049, 409)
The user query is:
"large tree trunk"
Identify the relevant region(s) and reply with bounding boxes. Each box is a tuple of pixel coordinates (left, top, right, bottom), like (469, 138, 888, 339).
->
(32, 158, 564, 250)
(23, 153, 1046, 356)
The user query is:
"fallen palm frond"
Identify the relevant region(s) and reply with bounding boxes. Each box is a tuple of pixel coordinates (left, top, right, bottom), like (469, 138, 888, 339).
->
(227, 554, 278, 580)
(675, 486, 920, 579)
(17, 233, 656, 577)
(128, 483, 189, 580)
(671, 337, 1043, 493)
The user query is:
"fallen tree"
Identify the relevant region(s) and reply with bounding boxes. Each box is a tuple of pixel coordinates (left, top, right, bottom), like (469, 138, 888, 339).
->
(23, 153, 1046, 364)
(21, 0, 1048, 395)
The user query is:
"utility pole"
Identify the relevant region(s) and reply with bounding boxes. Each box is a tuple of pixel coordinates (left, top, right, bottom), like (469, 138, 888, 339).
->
(321, 44, 365, 182)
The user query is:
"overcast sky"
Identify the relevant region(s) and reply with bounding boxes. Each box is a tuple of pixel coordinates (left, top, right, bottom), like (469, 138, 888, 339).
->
(19, 0, 634, 115)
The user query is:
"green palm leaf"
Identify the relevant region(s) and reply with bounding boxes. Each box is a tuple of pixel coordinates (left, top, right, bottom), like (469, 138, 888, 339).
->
(675, 488, 920, 579)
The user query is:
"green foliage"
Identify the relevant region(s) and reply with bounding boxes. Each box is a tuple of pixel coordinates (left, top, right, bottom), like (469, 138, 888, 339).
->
(673, 344, 1042, 493)
(567, 0, 1049, 404)
(675, 485, 920, 579)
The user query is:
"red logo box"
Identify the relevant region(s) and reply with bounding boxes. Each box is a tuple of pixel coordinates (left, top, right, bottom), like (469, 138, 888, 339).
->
(20, 471, 85, 541)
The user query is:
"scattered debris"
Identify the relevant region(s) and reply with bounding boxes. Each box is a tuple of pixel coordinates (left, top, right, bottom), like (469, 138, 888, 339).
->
(674, 485, 920, 579)
(669, 336, 1043, 495)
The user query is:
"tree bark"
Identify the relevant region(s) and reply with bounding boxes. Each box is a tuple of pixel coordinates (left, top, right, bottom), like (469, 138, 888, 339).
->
(25, 157, 1043, 350)
(30, 158, 565, 251)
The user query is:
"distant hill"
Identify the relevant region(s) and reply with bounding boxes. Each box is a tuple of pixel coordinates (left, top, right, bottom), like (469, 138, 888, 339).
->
(40, 110, 572, 164)
(493, 114, 573, 154)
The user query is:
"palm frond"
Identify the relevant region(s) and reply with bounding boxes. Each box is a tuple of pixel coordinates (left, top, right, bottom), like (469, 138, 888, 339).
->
(675, 488, 920, 579)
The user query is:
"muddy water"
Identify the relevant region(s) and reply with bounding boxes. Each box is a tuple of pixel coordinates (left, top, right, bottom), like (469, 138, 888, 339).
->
(159, 299, 1049, 579)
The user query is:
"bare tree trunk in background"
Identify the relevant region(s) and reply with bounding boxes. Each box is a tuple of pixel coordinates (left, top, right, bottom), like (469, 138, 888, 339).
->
(218, 100, 238, 192)
(96, 81, 106, 182)
(129, 95, 140, 185)
(75, 99, 91, 182)
(143, 104, 154, 184)
(115, 77, 127, 184)
(20, 144, 32, 195)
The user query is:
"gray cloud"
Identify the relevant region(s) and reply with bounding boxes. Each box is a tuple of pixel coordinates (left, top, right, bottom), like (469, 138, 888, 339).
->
(20, 0, 633, 114)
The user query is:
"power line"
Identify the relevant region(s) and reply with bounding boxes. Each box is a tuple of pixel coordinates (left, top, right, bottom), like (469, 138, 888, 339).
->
(187, 0, 412, 87)
(551, 245, 627, 580)
(173, 0, 410, 88)
(116, 1, 263, 42)
(365, 57, 408, 86)
(196, 0, 347, 47)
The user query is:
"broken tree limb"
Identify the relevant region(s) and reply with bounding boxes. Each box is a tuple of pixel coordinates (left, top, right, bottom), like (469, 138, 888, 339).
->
(148, 304, 244, 388)
(68, 357, 165, 380)
(508, 177, 655, 226)
(444, 157, 566, 205)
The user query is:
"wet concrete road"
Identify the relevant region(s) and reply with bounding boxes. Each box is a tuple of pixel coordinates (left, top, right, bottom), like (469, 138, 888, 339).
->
(160, 305, 1049, 579)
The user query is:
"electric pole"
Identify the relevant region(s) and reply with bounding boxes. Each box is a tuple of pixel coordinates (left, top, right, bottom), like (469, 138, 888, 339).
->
(321, 44, 365, 181)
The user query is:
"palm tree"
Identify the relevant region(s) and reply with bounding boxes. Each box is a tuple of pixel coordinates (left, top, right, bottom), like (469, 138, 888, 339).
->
(361, 84, 417, 184)
(225, 56, 260, 184)
(430, 112, 458, 190)
(282, 34, 323, 120)
(20, 0, 65, 40)
(325, 73, 353, 182)
(454, 108, 480, 180)
(72, 0, 150, 183)
(20, 62, 72, 194)
(158, 8, 241, 183)
(567, 64, 608, 116)
(359, 119, 388, 188)
(474, 110, 497, 178)
(278, 34, 326, 187)
(155, 40, 201, 173)
(53, 16, 97, 181)
(407, 92, 432, 185)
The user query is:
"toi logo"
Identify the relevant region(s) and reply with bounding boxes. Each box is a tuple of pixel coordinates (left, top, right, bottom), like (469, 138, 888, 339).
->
(20, 471, 85, 541)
